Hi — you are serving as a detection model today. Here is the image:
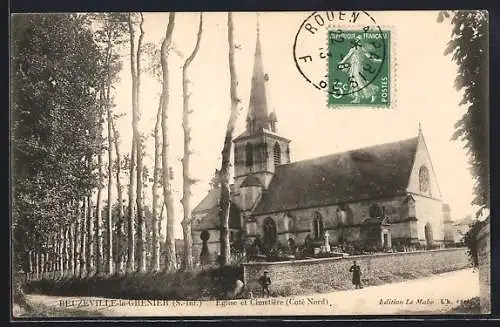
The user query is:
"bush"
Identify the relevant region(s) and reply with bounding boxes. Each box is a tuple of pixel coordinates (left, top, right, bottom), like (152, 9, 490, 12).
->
(463, 219, 488, 267)
(25, 265, 244, 301)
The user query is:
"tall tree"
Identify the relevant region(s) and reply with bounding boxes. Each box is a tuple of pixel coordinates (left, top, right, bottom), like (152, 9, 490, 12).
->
(134, 13, 147, 273)
(126, 14, 137, 273)
(111, 118, 126, 273)
(95, 89, 105, 275)
(160, 12, 177, 271)
(218, 12, 243, 265)
(439, 11, 489, 215)
(11, 13, 103, 286)
(93, 12, 128, 275)
(180, 13, 203, 270)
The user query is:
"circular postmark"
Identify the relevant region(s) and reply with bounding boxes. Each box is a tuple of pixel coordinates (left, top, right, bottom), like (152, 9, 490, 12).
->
(293, 11, 390, 106)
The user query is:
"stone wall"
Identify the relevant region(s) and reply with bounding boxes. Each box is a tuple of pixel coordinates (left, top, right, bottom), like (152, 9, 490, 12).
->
(476, 220, 490, 314)
(242, 247, 469, 293)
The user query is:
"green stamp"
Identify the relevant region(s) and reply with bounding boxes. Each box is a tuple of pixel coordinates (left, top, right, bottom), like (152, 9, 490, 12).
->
(327, 29, 390, 107)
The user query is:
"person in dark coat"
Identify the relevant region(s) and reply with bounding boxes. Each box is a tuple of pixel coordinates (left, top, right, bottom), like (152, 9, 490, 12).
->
(258, 271, 271, 297)
(349, 260, 362, 289)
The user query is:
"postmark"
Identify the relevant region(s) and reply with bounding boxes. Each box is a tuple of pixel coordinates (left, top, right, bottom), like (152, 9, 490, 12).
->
(293, 11, 395, 108)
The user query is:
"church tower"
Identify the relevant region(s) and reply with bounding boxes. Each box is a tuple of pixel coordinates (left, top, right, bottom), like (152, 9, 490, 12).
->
(232, 19, 291, 212)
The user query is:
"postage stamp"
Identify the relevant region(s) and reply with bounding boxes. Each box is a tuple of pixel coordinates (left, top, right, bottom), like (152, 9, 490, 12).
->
(327, 29, 391, 107)
(293, 11, 396, 109)
(10, 10, 490, 320)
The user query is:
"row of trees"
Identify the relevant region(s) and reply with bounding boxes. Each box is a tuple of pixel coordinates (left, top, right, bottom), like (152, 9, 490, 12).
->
(12, 12, 239, 280)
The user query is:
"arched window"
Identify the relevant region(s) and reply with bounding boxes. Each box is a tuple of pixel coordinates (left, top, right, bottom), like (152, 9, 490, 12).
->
(273, 142, 281, 166)
(419, 166, 431, 195)
(313, 212, 324, 240)
(263, 218, 277, 246)
(424, 222, 434, 248)
(245, 143, 253, 167)
(336, 204, 353, 225)
(369, 204, 384, 218)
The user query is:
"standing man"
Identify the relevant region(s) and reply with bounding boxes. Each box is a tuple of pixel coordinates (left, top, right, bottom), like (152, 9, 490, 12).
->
(258, 271, 271, 297)
(349, 260, 362, 289)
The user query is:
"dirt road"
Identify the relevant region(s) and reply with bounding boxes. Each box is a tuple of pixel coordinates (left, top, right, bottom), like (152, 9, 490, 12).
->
(24, 268, 479, 317)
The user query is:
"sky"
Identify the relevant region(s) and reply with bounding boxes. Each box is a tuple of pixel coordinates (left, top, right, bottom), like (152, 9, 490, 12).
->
(101, 11, 480, 238)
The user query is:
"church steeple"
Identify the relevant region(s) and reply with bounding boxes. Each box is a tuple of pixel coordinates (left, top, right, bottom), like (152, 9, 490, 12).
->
(232, 13, 291, 201)
(246, 16, 276, 133)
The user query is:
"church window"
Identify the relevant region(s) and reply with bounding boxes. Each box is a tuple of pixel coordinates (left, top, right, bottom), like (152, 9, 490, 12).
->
(263, 217, 277, 246)
(273, 142, 281, 166)
(419, 166, 431, 195)
(369, 204, 383, 218)
(313, 212, 324, 240)
(245, 143, 253, 167)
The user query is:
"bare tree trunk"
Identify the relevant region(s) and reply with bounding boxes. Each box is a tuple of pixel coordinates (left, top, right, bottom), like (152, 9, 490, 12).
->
(135, 13, 147, 273)
(74, 203, 81, 277)
(111, 118, 125, 274)
(160, 12, 177, 271)
(35, 251, 40, 280)
(80, 199, 87, 277)
(29, 250, 34, 280)
(69, 222, 75, 277)
(63, 226, 69, 277)
(127, 13, 137, 273)
(87, 196, 95, 275)
(27, 250, 33, 280)
(181, 13, 203, 270)
(58, 228, 64, 278)
(151, 95, 163, 272)
(95, 193, 103, 275)
(106, 131, 114, 275)
(219, 13, 242, 266)
(96, 90, 105, 275)
(105, 86, 114, 276)
(52, 235, 57, 279)
(40, 251, 46, 278)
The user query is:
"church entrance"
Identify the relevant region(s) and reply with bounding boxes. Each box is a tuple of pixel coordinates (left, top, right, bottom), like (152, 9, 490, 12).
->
(381, 229, 391, 249)
(263, 217, 277, 248)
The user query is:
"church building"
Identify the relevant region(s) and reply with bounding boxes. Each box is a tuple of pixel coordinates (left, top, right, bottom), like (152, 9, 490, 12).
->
(191, 27, 454, 261)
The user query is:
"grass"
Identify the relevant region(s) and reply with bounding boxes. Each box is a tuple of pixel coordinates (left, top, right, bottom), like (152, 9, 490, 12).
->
(14, 301, 104, 318)
(243, 267, 469, 299)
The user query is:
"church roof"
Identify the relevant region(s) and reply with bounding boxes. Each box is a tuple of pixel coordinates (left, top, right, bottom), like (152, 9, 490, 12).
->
(240, 175, 263, 187)
(252, 137, 419, 215)
(192, 187, 241, 230)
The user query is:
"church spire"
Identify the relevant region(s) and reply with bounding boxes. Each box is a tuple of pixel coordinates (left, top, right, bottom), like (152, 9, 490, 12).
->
(247, 14, 274, 133)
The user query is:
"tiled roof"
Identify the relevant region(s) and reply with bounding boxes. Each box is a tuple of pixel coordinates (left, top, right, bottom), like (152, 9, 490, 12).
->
(252, 137, 419, 215)
(241, 175, 263, 187)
